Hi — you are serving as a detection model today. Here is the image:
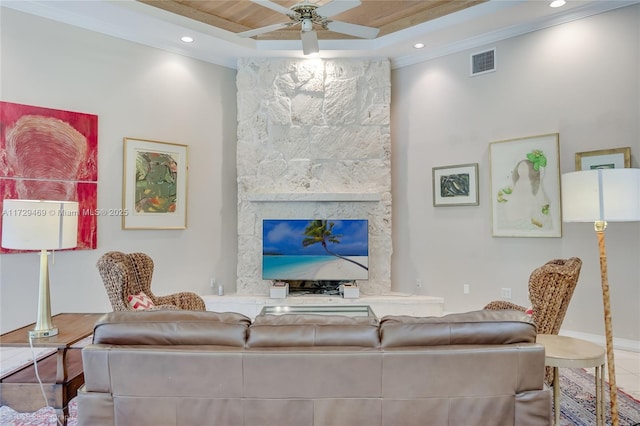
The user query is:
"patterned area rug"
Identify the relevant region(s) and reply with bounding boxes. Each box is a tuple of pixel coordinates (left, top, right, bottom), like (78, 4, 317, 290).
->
(0, 397, 76, 426)
(559, 367, 640, 426)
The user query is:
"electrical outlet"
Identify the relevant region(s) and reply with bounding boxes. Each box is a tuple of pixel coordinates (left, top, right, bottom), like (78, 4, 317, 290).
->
(463, 284, 470, 294)
(210, 277, 216, 288)
(415, 278, 422, 288)
(501, 287, 512, 299)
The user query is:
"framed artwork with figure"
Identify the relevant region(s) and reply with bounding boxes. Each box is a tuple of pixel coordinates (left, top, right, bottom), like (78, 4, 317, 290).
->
(122, 137, 188, 230)
(489, 133, 561, 238)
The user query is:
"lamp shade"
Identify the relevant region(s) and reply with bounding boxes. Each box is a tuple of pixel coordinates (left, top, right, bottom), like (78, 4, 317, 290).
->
(561, 169, 640, 223)
(1, 199, 79, 250)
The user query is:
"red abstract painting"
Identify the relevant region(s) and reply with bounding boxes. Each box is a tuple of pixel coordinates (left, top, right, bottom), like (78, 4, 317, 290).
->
(0, 101, 98, 252)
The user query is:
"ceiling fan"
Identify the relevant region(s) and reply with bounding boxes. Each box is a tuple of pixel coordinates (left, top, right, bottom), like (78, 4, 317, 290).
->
(238, 0, 380, 55)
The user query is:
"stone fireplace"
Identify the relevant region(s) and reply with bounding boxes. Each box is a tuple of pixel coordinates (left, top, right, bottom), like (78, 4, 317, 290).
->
(236, 58, 391, 295)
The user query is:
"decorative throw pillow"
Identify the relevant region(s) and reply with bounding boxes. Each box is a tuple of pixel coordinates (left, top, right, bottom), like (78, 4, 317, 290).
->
(127, 292, 155, 310)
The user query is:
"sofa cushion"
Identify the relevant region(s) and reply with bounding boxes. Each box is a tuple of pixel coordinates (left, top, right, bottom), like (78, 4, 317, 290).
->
(92, 310, 251, 347)
(379, 309, 536, 348)
(247, 314, 380, 348)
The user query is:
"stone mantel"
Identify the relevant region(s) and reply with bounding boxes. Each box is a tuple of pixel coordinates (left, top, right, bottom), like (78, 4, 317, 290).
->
(236, 58, 392, 295)
(245, 193, 382, 202)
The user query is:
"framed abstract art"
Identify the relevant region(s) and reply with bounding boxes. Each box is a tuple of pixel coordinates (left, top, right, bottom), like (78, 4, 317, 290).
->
(432, 163, 479, 207)
(0, 101, 98, 252)
(122, 137, 188, 230)
(575, 147, 631, 170)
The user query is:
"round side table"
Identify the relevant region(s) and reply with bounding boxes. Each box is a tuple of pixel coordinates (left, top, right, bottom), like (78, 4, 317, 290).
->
(536, 334, 606, 426)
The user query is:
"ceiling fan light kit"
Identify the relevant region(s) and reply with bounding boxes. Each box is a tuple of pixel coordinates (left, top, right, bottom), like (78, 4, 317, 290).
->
(239, 0, 380, 55)
(301, 18, 313, 33)
(301, 29, 319, 55)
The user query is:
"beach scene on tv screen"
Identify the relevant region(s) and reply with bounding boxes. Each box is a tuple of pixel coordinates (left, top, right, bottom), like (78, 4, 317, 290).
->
(263, 219, 369, 281)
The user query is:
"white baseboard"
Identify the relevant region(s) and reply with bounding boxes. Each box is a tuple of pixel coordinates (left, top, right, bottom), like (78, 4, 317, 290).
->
(559, 329, 640, 353)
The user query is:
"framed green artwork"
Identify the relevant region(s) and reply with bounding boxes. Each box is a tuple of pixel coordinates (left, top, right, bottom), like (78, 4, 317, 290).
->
(489, 133, 561, 238)
(122, 137, 188, 230)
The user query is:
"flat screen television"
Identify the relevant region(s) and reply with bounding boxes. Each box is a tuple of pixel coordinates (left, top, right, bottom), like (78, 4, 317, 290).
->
(262, 219, 369, 281)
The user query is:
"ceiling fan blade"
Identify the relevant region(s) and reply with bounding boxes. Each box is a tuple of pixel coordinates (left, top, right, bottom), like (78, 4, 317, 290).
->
(326, 20, 379, 39)
(249, 0, 297, 17)
(301, 30, 319, 55)
(238, 22, 290, 38)
(316, 0, 361, 18)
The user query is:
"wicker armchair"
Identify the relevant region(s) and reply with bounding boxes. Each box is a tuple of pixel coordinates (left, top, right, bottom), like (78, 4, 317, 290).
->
(484, 257, 582, 383)
(97, 251, 206, 311)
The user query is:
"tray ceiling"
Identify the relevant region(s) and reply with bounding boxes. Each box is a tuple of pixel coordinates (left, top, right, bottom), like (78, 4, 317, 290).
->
(138, 0, 486, 40)
(3, 0, 638, 69)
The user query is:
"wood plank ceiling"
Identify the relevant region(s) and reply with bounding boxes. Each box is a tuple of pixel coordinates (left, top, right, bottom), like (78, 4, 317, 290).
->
(138, 0, 487, 40)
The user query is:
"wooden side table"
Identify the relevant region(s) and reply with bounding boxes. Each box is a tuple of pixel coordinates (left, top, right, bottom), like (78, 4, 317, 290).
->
(537, 334, 606, 426)
(0, 313, 103, 421)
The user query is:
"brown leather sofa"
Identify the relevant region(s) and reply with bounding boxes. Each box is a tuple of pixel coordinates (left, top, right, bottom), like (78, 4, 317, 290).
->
(77, 309, 551, 426)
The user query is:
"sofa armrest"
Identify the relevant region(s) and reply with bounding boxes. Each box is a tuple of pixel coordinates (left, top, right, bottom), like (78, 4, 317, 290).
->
(484, 300, 527, 312)
(155, 292, 206, 310)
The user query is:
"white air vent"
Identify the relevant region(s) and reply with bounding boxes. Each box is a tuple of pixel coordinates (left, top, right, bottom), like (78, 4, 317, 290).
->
(471, 48, 496, 76)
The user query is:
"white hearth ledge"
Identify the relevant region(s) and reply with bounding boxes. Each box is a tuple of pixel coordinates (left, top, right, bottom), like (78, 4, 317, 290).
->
(201, 293, 444, 320)
(245, 193, 382, 202)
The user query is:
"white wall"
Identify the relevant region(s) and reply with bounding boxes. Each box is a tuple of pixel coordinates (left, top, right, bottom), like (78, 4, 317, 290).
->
(0, 9, 238, 332)
(1, 5, 639, 344)
(391, 4, 640, 342)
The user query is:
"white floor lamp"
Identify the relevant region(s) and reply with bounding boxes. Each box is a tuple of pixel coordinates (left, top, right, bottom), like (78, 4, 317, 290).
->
(561, 168, 640, 426)
(1, 199, 78, 338)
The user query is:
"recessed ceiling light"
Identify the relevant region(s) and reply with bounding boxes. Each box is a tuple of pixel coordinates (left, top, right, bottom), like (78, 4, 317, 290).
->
(181, 36, 194, 43)
(549, 0, 566, 7)
(413, 43, 425, 49)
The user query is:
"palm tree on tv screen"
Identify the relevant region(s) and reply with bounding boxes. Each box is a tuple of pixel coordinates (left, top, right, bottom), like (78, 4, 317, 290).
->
(302, 220, 368, 271)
